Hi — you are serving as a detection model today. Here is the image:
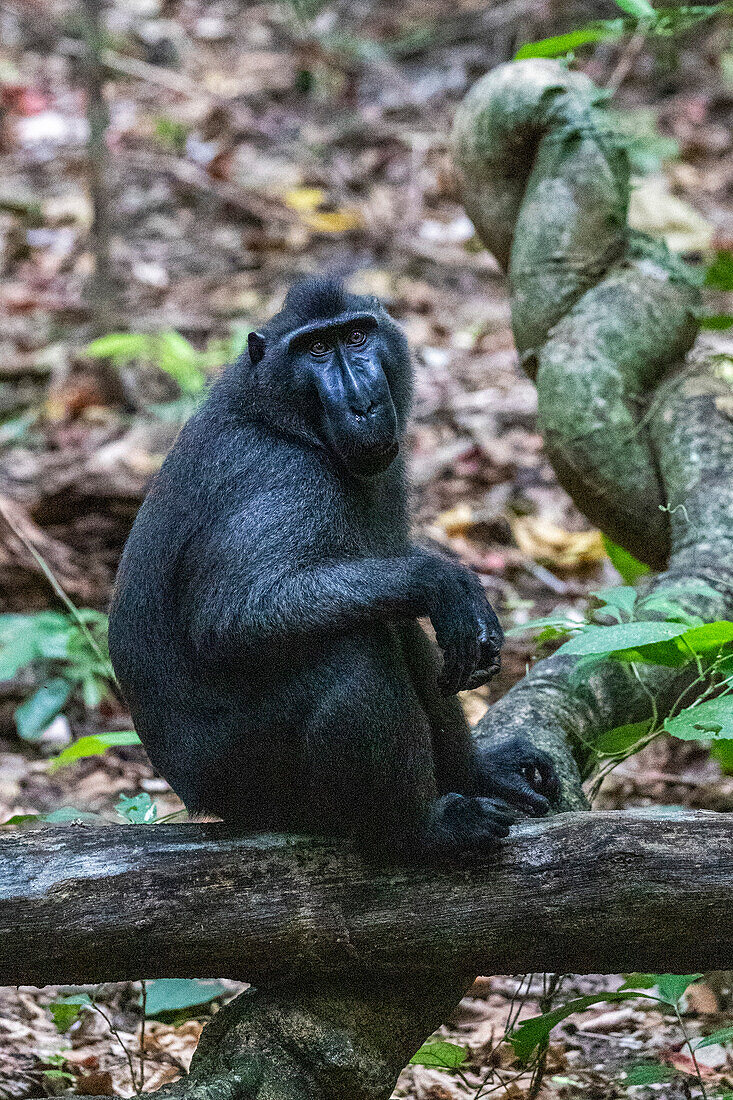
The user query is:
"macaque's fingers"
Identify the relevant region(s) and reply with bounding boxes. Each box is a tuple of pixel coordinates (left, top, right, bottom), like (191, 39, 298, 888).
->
(478, 738, 560, 816)
(440, 631, 481, 695)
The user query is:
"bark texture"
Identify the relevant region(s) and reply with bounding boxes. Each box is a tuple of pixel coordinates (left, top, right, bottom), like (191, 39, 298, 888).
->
(4, 813, 733, 986)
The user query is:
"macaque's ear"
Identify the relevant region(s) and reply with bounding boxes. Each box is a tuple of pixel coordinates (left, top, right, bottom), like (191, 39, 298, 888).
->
(248, 332, 266, 365)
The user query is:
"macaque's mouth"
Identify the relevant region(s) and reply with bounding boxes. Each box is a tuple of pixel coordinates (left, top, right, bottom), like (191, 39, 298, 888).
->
(344, 440, 399, 477)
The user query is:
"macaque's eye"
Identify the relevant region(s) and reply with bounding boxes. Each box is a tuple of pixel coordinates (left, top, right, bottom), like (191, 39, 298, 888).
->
(346, 329, 367, 348)
(309, 339, 330, 358)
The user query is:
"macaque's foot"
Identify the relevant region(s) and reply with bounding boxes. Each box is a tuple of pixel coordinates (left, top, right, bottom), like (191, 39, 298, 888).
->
(476, 737, 560, 817)
(426, 792, 518, 852)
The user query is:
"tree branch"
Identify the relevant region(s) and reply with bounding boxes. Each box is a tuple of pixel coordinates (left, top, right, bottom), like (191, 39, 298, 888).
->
(2, 812, 732, 988)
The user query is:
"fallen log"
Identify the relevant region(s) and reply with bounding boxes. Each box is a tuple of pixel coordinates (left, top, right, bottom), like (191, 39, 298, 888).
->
(2, 810, 732, 989)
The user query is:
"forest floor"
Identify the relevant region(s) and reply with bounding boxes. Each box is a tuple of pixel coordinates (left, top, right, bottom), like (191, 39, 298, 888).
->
(0, 1, 733, 1097)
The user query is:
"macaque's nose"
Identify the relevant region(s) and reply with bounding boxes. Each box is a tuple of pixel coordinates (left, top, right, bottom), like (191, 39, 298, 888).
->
(350, 398, 378, 419)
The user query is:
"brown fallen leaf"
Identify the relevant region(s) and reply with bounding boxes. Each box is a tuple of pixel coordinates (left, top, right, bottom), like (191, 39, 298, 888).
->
(664, 1050, 721, 1079)
(685, 981, 721, 1015)
(283, 187, 364, 234)
(144, 1019, 204, 1068)
(75, 1069, 115, 1095)
(510, 515, 605, 570)
(435, 503, 473, 539)
(629, 175, 713, 253)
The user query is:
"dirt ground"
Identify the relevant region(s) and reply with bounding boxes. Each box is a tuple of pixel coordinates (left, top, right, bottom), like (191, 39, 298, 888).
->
(1, 1, 733, 1097)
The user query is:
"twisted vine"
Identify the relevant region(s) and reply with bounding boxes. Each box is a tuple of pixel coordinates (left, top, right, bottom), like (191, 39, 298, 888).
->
(455, 59, 733, 810)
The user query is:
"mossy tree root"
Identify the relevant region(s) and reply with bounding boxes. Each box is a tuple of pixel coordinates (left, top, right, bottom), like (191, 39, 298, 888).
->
(454, 60, 733, 809)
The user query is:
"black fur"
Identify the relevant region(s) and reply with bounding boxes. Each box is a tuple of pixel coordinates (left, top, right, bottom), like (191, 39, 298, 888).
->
(109, 277, 558, 856)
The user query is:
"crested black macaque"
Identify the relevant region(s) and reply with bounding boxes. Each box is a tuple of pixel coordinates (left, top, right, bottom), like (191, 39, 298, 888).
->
(109, 277, 558, 857)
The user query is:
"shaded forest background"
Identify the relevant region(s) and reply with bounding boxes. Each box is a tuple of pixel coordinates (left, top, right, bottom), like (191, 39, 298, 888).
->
(0, 0, 732, 1096)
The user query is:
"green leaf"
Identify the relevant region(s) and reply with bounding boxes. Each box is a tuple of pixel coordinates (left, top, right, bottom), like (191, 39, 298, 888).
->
(43, 1054, 69, 1068)
(35, 625, 75, 660)
(42, 1068, 75, 1083)
(410, 1041, 468, 1069)
(157, 332, 207, 396)
(49, 994, 91, 1033)
(153, 115, 188, 153)
(509, 992, 644, 1062)
(14, 678, 72, 741)
(696, 1026, 733, 1048)
(621, 973, 703, 1003)
(1, 813, 42, 827)
(614, 0, 655, 18)
(86, 332, 150, 362)
(711, 739, 733, 774)
(602, 537, 650, 583)
(80, 673, 106, 710)
(700, 314, 733, 330)
(565, 617, 731, 668)
(592, 586, 638, 613)
(157, 331, 198, 364)
(0, 610, 71, 668)
(505, 614, 581, 638)
(665, 696, 733, 741)
(43, 806, 102, 823)
(654, 974, 702, 1004)
(619, 973, 658, 990)
(605, 617, 733, 668)
(652, 4, 725, 36)
(116, 791, 158, 823)
(555, 621, 690, 658)
(141, 978, 231, 1017)
(637, 596, 702, 625)
(515, 21, 625, 59)
(596, 719, 653, 756)
(678, 620, 733, 654)
(591, 586, 638, 620)
(704, 250, 733, 291)
(623, 1062, 675, 1085)
(613, 638, 694, 667)
(48, 731, 140, 772)
(0, 613, 41, 678)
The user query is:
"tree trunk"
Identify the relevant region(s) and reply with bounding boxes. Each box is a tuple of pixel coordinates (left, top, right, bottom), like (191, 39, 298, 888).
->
(454, 60, 733, 810)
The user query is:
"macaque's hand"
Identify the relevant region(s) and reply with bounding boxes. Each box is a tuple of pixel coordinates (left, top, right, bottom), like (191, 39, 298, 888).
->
(424, 561, 503, 695)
